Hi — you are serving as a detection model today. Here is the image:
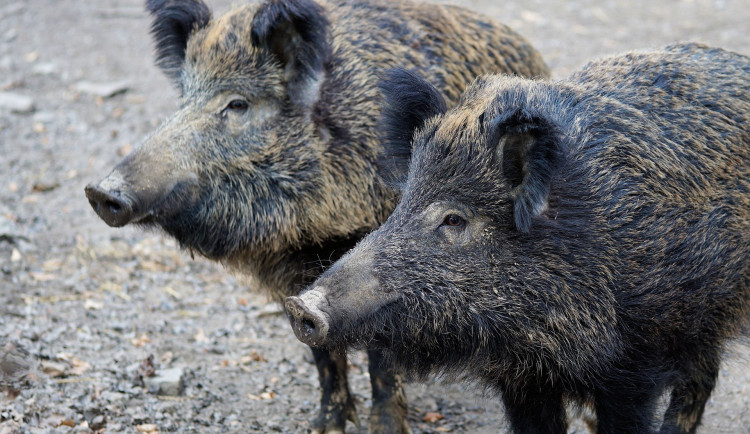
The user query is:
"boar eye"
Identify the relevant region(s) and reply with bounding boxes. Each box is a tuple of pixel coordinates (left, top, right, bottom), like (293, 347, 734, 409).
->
(225, 99, 249, 112)
(442, 214, 466, 228)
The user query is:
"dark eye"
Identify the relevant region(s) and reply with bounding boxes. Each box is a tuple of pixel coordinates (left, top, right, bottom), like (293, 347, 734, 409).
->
(226, 99, 248, 112)
(442, 214, 465, 227)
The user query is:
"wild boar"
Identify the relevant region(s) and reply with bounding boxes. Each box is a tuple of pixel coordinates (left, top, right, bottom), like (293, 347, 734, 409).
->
(84, 0, 550, 431)
(287, 43, 750, 433)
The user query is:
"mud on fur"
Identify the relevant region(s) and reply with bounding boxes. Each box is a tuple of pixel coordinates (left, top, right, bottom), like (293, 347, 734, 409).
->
(288, 43, 750, 434)
(84, 0, 549, 432)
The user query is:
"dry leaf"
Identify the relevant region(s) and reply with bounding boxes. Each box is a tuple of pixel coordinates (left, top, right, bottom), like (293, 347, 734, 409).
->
(138, 355, 156, 378)
(24, 51, 39, 62)
(193, 329, 208, 343)
(41, 361, 68, 378)
(160, 286, 181, 300)
(29, 272, 56, 282)
(84, 299, 104, 310)
(41, 259, 64, 271)
(237, 298, 248, 307)
(131, 334, 151, 347)
(68, 357, 90, 376)
(240, 350, 267, 364)
(135, 423, 158, 433)
(160, 352, 174, 365)
(422, 412, 445, 423)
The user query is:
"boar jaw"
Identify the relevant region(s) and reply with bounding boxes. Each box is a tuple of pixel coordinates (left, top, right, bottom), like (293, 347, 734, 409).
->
(287, 243, 401, 348)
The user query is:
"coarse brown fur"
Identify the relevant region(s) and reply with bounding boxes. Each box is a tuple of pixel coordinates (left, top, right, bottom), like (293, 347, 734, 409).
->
(84, 0, 549, 432)
(288, 43, 750, 434)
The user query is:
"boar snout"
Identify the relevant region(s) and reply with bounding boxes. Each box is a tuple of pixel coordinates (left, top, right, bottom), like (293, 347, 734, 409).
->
(85, 181, 138, 228)
(286, 290, 331, 347)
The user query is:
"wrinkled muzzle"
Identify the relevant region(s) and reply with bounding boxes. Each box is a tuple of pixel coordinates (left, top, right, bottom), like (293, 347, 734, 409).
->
(85, 169, 143, 227)
(286, 240, 400, 348)
(286, 290, 332, 347)
(85, 139, 199, 228)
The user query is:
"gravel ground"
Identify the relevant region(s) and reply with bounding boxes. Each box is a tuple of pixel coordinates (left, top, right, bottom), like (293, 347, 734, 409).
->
(1, 0, 748, 433)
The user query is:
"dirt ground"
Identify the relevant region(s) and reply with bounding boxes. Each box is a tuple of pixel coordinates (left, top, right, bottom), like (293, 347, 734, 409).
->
(1, 0, 748, 433)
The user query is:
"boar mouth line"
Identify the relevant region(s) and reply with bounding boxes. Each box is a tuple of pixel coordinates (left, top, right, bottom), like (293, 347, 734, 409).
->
(336, 297, 402, 347)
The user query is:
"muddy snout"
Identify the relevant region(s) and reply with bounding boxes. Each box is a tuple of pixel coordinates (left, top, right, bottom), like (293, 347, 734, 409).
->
(85, 181, 138, 227)
(286, 290, 331, 347)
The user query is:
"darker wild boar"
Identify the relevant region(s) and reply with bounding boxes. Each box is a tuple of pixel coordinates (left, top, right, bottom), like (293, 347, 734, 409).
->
(84, 0, 549, 431)
(287, 43, 750, 434)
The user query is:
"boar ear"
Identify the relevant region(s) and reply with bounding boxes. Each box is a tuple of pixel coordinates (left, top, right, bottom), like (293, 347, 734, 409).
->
(146, 0, 212, 81)
(494, 110, 563, 233)
(146, 0, 212, 82)
(251, 0, 331, 106)
(377, 68, 448, 188)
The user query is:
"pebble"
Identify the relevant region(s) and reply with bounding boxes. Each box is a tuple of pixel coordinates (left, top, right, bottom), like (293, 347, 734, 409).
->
(31, 62, 57, 75)
(32, 110, 56, 123)
(89, 415, 106, 431)
(144, 367, 185, 396)
(74, 80, 129, 98)
(0, 91, 34, 113)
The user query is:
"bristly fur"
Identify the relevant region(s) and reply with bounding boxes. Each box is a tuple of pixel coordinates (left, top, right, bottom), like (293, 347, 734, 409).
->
(492, 110, 564, 233)
(300, 43, 750, 434)
(251, 0, 332, 100)
(377, 68, 448, 189)
(88, 1, 551, 432)
(146, 0, 212, 83)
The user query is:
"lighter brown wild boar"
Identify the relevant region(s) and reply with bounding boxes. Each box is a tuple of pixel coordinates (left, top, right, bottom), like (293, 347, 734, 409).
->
(84, 0, 549, 431)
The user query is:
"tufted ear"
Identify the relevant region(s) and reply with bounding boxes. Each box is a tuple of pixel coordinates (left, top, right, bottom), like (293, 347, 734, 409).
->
(494, 110, 563, 233)
(251, 0, 331, 106)
(146, 0, 212, 82)
(376, 68, 448, 188)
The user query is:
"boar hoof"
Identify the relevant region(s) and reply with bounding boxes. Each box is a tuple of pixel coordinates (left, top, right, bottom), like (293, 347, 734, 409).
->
(311, 396, 360, 433)
(369, 399, 411, 434)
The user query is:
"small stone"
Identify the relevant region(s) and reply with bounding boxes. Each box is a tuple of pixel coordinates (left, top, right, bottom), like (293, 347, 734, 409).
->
(74, 80, 129, 98)
(31, 62, 57, 75)
(23, 51, 39, 63)
(32, 111, 55, 123)
(40, 360, 68, 378)
(72, 421, 93, 434)
(89, 415, 106, 431)
(4, 28, 17, 43)
(0, 91, 34, 113)
(143, 367, 184, 396)
(135, 423, 158, 433)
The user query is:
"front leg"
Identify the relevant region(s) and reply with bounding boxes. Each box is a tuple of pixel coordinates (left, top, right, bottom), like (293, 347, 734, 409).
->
(502, 382, 567, 434)
(367, 349, 411, 434)
(659, 349, 720, 434)
(311, 347, 360, 433)
(594, 385, 661, 434)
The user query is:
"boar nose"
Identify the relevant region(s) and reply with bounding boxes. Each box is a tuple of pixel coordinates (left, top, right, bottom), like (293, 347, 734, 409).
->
(286, 292, 331, 347)
(84, 183, 136, 227)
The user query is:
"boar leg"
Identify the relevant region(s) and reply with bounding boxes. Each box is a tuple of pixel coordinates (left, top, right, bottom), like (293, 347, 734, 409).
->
(502, 384, 567, 434)
(594, 386, 660, 434)
(311, 347, 360, 433)
(367, 349, 411, 433)
(659, 351, 720, 434)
